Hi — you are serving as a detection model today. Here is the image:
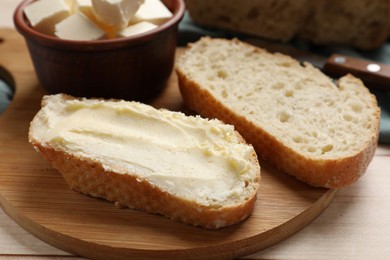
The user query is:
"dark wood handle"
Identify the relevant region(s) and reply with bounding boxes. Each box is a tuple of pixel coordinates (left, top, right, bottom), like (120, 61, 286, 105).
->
(323, 54, 390, 91)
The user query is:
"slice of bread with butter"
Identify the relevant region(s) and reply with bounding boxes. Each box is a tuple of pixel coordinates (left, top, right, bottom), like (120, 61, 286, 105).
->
(176, 37, 380, 188)
(28, 94, 261, 229)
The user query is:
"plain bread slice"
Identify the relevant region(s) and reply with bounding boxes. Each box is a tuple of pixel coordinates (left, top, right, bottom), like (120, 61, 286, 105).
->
(176, 37, 380, 188)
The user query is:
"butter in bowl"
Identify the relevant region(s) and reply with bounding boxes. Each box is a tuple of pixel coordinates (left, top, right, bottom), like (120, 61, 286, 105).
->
(13, 0, 185, 101)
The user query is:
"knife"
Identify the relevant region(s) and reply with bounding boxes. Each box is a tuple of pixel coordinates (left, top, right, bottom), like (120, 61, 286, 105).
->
(245, 38, 390, 91)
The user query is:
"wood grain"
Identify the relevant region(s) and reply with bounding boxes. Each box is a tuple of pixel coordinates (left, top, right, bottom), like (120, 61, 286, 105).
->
(0, 28, 337, 260)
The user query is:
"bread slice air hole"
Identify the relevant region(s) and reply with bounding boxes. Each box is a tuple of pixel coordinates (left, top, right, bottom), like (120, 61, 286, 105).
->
(351, 103, 363, 113)
(343, 114, 353, 121)
(284, 90, 294, 97)
(293, 136, 303, 143)
(279, 111, 290, 123)
(221, 90, 228, 98)
(207, 75, 215, 81)
(272, 82, 284, 89)
(217, 70, 228, 79)
(325, 100, 335, 106)
(322, 144, 333, 154)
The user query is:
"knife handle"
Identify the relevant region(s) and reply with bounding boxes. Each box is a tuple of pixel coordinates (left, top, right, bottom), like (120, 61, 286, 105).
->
(323, 54, 390, 91)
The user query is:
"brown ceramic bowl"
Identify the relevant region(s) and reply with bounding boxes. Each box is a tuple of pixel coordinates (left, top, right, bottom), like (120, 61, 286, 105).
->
(14, 0, 185, 101)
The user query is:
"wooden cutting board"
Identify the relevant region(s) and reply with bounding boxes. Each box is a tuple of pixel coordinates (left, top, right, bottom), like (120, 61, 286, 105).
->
(0, 28, 338, 260)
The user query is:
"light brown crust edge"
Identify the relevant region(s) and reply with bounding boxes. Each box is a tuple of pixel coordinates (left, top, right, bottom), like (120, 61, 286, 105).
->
(29, 139, 260, 230)
(176, 68, 380, 189)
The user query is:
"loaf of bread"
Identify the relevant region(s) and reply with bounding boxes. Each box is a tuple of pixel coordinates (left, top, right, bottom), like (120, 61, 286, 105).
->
(176, 37, 380, 188)
(298, 0, 390, 49)
(28, 94, 260, 229)
(186, 0, 310, 42)
(186, 0, 390, 50)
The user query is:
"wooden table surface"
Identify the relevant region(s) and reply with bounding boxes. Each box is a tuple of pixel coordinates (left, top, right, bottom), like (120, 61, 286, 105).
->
(1, 1, 390, 259)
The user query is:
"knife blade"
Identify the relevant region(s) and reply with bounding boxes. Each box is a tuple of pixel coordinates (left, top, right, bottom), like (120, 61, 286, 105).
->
(245, 38, 390, 91)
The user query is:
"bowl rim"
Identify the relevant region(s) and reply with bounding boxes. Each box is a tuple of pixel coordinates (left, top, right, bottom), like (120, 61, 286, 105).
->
(13, 0, 186, 51)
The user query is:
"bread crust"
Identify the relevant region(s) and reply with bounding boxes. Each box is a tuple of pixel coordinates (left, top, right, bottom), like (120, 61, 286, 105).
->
(176, 39, 380, 189)
(29, 119, 260, 229)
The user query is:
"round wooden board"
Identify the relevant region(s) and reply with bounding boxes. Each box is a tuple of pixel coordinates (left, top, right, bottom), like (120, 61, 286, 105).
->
(0, 29, 338, 260)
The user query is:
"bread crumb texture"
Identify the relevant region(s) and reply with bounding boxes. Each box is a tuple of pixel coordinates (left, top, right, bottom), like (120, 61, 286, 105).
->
(176, 37, 380, 188)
